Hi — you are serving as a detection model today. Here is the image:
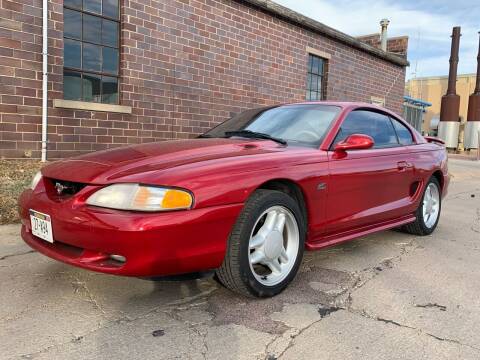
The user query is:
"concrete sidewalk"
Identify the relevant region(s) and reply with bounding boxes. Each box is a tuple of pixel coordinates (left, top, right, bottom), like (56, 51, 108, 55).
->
(1, 159, 479, 360)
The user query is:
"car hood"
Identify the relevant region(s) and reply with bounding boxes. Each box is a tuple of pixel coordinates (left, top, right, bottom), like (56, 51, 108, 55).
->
(41, 138, 288, 184)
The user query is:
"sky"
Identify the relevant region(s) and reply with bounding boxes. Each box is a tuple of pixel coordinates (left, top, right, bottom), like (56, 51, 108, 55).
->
(274, 0, 479, 79)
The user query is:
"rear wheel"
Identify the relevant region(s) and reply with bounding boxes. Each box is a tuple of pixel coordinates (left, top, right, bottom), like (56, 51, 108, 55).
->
(402, 177, 441, 235)
(216, 189, 305, 297)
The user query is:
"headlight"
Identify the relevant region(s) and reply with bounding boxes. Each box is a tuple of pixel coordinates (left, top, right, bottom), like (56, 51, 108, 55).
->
(86, 184, 193, 212)
(30, 171, 42, 190)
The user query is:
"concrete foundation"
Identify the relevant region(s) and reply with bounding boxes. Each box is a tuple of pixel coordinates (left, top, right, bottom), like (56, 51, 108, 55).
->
(464, 121, 480, 149)
(438, 121, 460, 148)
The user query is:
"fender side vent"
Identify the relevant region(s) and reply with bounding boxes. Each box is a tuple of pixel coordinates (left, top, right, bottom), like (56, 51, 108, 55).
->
(410, 181, 420, 197)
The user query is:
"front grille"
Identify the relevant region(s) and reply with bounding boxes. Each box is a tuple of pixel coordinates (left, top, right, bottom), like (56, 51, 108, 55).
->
(48, 178, 87, 196)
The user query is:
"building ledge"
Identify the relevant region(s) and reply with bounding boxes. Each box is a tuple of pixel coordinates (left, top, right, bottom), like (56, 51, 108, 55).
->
(53, 99, 132, 114)
(243, 0, 409, 67)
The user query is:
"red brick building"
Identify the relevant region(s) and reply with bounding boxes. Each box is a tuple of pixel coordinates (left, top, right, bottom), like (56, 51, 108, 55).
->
(0, 0, 408, 160)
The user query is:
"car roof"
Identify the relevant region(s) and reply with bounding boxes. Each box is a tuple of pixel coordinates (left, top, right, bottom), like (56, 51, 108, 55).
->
(281, 101, 401, 119)
(284, 100, 381, 109)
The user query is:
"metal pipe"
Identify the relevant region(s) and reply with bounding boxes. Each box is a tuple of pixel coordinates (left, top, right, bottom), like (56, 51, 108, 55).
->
(465, 32, 480, 150)
(440, 26, 461, 123)
(41, 0, 48, 162)
(467, 32, 480, 122)
(474, 32, 480, 95)
(446, 27, 461, 96)
(380, 19, 390, 52)
(438, 26, 461, 149)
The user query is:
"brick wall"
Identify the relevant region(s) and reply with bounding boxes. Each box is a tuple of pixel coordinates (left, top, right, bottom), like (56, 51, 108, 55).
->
(0, 0, 407, 159)
(357, 34, 408, 57)
(387, 37, 409, 57)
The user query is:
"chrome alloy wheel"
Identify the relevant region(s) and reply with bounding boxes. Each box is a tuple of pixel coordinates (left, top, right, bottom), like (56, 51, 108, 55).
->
(248, 206, 300, 286)
(423, 182, 440, 228)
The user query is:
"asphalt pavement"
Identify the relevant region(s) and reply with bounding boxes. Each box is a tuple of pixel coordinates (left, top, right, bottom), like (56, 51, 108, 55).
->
(1, 159, 479, 360)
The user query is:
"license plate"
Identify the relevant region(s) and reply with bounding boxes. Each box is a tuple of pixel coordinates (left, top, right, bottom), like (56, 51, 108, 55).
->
(29, 209, 54, 243)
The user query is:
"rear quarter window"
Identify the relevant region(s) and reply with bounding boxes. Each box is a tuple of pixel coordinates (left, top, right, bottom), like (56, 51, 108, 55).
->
(391, 118, 414, 145)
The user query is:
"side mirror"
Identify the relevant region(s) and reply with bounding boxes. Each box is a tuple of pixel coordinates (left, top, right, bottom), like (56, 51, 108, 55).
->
(334, 134, 374, 152)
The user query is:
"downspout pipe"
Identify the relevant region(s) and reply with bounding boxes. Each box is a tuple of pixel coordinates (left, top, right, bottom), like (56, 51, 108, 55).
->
(41, 0, 48, 162)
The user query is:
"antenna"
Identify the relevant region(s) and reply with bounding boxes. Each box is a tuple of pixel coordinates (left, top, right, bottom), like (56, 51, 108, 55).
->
(407, 27, 422, 98)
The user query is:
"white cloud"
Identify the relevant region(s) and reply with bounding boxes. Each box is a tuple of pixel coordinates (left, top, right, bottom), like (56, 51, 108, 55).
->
(274, 0, 478, 78)
(409, 55, 477, 79)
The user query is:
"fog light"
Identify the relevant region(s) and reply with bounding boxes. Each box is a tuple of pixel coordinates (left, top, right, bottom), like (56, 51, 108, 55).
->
(110, 254, 126, 263)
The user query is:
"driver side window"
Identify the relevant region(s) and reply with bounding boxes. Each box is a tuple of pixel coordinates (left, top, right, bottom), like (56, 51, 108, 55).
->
(333, 110, 399, 149)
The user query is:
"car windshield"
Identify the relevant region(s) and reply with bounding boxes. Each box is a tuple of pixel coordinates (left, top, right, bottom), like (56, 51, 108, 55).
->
(202, 104, 341, 147)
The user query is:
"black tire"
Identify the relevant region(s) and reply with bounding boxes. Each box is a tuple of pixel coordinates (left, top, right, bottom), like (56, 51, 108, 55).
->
(216, 189, 305, 297)
(402, 177, 442, 236)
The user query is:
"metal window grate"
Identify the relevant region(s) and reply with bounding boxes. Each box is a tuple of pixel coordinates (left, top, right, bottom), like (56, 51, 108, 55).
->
(402, 103, 424, 132)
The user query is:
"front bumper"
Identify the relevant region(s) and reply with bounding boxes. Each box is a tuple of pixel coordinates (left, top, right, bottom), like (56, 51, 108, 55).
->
(19, 189, 243, 277)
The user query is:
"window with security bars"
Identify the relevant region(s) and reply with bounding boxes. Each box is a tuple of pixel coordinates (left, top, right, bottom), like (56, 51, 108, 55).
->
(63, 0, 120, 104)
(306, 54, 326, 101)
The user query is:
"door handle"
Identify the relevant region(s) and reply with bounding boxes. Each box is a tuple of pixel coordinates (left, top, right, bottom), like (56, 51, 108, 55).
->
(397, 161, 412, 171)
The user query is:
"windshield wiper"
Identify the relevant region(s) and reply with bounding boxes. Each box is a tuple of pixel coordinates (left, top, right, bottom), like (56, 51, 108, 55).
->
(224, 130, 287, 145)
(197, 134, 213, 138)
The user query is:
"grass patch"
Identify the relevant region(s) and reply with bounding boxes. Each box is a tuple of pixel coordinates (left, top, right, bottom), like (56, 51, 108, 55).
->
(0, 160, 44, 224)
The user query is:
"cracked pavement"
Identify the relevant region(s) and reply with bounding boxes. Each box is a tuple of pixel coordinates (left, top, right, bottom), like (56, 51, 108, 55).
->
(1, 159, 479, 360)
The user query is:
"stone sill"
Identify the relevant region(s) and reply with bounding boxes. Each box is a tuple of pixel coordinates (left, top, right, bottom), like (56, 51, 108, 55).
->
(53, 99, 132, 114)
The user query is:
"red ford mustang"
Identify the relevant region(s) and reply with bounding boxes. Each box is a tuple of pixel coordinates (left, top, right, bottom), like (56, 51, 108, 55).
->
(19, 102, 449, 297)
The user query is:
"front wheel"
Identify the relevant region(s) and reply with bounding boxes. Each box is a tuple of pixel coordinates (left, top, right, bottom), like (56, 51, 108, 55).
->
(216, 189, 305, 297)
(402, 177, 442, 235)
